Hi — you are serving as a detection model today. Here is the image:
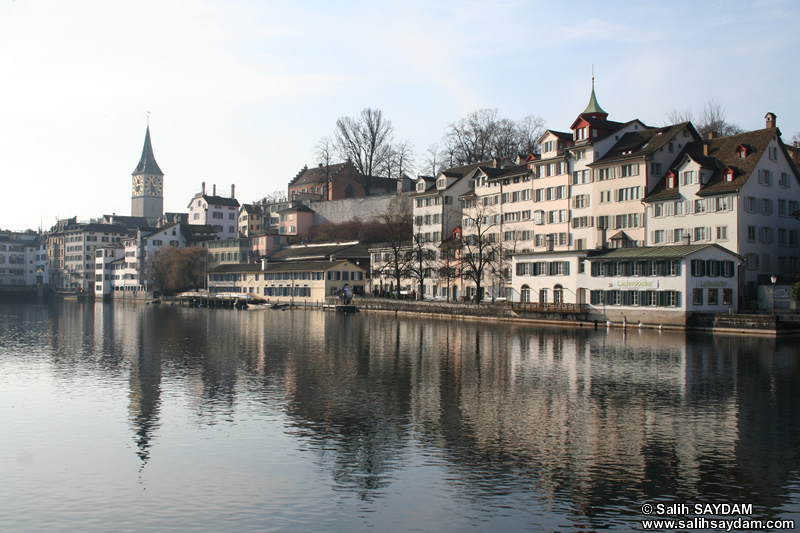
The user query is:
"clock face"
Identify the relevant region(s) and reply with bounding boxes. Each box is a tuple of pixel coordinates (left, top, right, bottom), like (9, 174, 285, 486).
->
(132, 176, 143, 195)
(143, 176, 162, 196)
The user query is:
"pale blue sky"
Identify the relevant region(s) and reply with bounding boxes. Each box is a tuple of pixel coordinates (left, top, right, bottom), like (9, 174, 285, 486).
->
(1, 0, 798, 231)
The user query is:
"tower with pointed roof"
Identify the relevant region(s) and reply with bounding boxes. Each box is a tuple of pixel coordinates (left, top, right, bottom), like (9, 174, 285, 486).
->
(131, 124, 164, 222)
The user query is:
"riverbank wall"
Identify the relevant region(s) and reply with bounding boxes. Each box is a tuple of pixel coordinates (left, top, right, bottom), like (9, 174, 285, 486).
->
(353, 297, 797, 335)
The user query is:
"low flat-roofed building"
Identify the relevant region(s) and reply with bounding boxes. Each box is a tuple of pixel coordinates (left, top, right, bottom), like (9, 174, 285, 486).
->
(207, 259, 367, 303)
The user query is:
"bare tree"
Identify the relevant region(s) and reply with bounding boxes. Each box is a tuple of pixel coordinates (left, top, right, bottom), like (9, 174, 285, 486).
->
(665, 100, 743, 137)
(334, 108, 396, 192)
(442, 108, 500, 165)
(460, 196, 502, 302)
(261, 188, 287, 203)
(517, 115, 547, 156)
(391, 139, 415, 180)
(697, 100, 743, 137)
(407, 218, 436, 300)
(665, 107, 694, 125)
(374, 196, 413, 295)
(314, 136, 335, 191)
(424, 143, 441, 177)
(440, 108, 547, 166)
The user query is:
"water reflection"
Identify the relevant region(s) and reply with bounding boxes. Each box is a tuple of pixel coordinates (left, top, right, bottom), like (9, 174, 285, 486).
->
(1, 301, 798, 531)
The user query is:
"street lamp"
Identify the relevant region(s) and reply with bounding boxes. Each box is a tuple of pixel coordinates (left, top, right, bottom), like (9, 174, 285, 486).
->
(771, 274, 777, 316)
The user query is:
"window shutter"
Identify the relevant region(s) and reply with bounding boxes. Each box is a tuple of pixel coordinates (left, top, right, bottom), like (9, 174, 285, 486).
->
(564, 261, 570, 275)
(633, 163, 639, 176)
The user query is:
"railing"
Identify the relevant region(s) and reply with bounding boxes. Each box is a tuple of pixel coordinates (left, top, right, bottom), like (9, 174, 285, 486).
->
(509, 302, 588, 314)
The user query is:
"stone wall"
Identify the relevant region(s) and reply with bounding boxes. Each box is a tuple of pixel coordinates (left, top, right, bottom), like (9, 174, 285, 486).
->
(305, 194, 410, 225)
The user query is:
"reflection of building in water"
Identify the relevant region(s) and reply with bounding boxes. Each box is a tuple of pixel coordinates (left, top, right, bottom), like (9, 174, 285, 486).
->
(400, 324, 799, 523)
(126, 308, 163, 467)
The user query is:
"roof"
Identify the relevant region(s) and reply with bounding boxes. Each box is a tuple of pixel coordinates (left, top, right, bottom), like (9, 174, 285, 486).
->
(590, 122, 696, 166)
(277, 205, 315, 214)
(482, 163, 530, 181)
(695, 127, 785, 196)
(289, 162, 354, 188)
(266, 241, 369, 262)
(180, 224, 218, 242)
(188, 194, 241, 208)
(132, 125, 163, 176)
(100, 214, 152, 229)
(242, 204, 261, 215)
(209, 259, 363, 274)
(587, 243, 740, 261)
(645, 127, 790, 200)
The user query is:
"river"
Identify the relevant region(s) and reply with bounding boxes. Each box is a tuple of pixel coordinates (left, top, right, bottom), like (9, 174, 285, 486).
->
(1, 301, 799, 532)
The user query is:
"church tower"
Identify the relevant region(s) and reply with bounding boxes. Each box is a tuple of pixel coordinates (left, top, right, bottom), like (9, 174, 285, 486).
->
(131, 124, 164, 222)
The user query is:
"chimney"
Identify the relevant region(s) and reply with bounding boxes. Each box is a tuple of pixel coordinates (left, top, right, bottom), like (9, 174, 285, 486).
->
(765, 112, 776, 129)
(707, 132, 715, 140)
(202, 182, 206, 195)
(703, 142, 710, 156)
(682, 233, 691, 246)
(213, 184, 216, 196)
(231, 184, 235, 199)
(493, 157, 502, 168)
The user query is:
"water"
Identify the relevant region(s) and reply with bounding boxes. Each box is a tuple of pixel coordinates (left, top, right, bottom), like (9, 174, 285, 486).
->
(1, 301, 799, 532)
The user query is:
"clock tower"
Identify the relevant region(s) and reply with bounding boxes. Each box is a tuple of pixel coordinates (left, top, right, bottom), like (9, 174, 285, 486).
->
(131, 124, 164, 222)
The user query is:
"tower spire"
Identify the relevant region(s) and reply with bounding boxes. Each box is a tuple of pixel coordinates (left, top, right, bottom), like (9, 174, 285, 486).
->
(132, 122, 163, 176)
(582, 68, 607, 116)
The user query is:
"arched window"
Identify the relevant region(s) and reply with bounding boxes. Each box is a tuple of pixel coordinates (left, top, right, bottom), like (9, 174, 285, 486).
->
(521, 285, 531, 303)
(554, 284, 564, 304)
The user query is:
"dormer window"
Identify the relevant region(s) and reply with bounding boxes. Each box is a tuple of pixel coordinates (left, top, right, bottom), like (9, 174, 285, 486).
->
(736, 145, 749, 159)
(725, 169, 734, 182)
(666, 173, 676, 189)
(437, 178, 447, 188)
(416, 181, 426, 192)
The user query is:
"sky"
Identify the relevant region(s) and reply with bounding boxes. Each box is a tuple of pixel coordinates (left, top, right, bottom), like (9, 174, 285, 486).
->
(1, 0, 798, 232)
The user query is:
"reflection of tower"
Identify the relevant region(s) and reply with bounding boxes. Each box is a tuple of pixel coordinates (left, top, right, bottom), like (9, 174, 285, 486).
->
(131, 122, 164, 223)
(128, 312, 162, 469)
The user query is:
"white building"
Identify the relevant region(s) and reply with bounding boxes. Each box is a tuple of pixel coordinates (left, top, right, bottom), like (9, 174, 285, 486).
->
(511, 244, 742, 326)
(644, 113, 800, 306)
(188, 183, 241, 240)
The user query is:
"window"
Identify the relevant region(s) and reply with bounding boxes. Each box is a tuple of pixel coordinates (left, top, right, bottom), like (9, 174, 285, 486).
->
(573, 194, 589, 209)
(722, 289, 733, 305)
(694, 199, 706, 213)
(572, 170, 590, 184)
(780, 172, 790, 188)
(620, 164, 638, 177)
(708, 289, 718, 305)
(759, 227, 773, 243)
(681, 171, 696, 185)
(693, 289, 703, 306)
(651, 162, 662, 175)
(653, 230, 665, 244)
(716, 226, 728, 240)
(693, 227, 707, 242)
(759, 169, 773, 186)
(747, 226, 756, 241)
